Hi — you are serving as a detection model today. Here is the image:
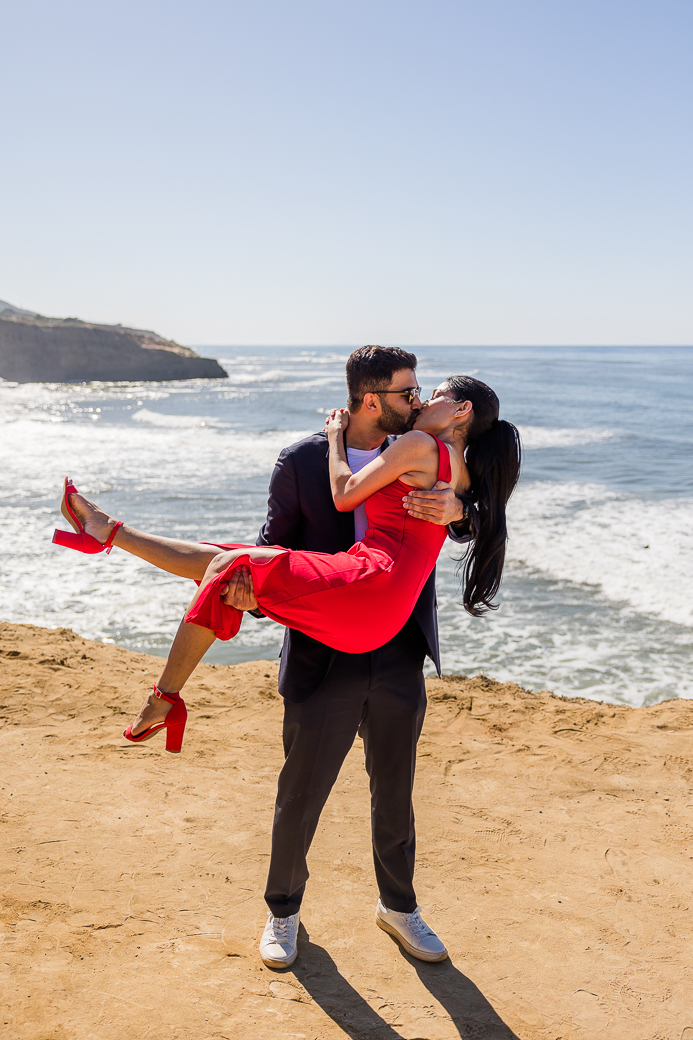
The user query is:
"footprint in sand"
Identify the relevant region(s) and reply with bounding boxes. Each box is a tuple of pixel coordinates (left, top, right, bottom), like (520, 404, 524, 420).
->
(605, 847, 630, 874)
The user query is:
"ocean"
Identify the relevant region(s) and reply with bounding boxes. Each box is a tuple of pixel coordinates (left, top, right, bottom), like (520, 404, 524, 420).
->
(1, 345, 691, 707)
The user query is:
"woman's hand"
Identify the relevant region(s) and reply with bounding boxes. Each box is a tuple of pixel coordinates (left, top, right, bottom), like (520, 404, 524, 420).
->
(325, 408, 349, 436)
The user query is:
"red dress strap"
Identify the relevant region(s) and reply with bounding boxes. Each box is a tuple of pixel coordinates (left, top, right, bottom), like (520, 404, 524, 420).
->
(429, 434, 452, 483)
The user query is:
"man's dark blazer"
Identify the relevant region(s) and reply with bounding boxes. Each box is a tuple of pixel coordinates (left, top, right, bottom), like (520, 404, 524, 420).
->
(256, 431, 441, 703)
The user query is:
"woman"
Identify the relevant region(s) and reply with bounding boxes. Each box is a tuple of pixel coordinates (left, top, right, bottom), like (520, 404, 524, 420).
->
(54, 376, 520, 751)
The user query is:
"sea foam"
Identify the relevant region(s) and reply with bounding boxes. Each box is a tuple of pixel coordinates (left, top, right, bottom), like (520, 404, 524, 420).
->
(517, 426, 622, 449)
(508, 482, 693, 628)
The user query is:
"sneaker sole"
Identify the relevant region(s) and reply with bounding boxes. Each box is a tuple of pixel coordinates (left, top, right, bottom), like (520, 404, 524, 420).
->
(375, 915, 448, 962)
(259, 947, 298, 969)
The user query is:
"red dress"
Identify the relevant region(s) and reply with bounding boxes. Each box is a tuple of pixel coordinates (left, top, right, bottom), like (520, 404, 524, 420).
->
(186, 433, 452, 654)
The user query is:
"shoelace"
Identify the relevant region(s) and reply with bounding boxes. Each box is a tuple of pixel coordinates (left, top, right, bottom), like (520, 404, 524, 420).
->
(270, 915, 297, 941)
(402, 908, 433, 938)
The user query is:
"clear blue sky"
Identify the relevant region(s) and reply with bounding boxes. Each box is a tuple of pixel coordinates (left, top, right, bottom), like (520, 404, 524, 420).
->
(2, 0, 691, 346)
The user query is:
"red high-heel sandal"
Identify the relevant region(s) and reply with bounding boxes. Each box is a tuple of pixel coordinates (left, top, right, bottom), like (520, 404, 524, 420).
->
(123, 685, 188, 754)
(52, 476, 123, 554)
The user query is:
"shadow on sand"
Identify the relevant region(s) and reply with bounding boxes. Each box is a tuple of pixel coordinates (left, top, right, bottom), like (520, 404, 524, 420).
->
(287, 924, 521, 1039)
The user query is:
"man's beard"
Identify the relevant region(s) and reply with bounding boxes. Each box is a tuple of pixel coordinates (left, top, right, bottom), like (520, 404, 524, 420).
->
(376, 399, 416, 435)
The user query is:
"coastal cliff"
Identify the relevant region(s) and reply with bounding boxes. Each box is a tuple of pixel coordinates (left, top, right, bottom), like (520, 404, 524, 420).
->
(0, 300, 227, 382)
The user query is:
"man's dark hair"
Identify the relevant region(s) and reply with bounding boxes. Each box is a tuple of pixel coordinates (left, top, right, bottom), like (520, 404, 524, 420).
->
(346, 345, 418, 411)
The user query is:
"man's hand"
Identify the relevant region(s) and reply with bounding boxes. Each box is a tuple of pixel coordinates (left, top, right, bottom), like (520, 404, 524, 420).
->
(220, 565, 259, 611)
(402, 481, 465, 525)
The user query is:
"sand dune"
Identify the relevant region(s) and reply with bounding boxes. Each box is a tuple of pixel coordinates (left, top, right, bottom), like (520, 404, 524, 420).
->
(1, 620, 692, 1039)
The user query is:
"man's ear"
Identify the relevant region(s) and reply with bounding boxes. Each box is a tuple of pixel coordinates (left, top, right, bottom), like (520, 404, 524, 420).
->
(362, 392, 381, 415)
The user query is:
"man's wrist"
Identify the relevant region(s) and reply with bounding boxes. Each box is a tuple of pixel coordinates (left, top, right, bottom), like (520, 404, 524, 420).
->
(448, 503, 469, 532)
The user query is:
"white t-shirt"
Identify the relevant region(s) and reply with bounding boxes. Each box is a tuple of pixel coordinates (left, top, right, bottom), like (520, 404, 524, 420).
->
(345, 444, 382, 542)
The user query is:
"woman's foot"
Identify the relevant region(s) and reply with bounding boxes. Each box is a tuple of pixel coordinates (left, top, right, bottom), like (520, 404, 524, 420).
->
(129, 689, 174, 737)
(68, 492, 120, 546)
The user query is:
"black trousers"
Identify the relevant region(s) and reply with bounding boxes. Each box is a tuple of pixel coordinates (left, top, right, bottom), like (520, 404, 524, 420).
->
(264, 617, 428, 918)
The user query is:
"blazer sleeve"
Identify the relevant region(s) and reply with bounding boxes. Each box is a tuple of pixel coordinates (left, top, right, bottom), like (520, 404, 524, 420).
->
(256, 448, 303, 549)
(447, 516, 473, 544)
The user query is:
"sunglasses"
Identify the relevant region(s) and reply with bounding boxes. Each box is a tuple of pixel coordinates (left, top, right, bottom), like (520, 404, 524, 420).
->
(367, 386, 423, 405)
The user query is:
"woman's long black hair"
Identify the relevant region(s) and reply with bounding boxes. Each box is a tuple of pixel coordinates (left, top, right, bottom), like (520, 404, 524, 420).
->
(445, 375, 521, 616)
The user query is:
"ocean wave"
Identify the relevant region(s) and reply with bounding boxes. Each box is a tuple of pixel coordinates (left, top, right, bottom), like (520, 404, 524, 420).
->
(0, 418, 315, 491)
(226, 368, 295, 384)
(507, 482, 693, 628)
(431, 553, 693, 705)
(217, 352, 351, 367)
(227, 373, 341, 389)
(517, 426, 622, 449)
(215, 365, 342, 387)
(132, 408, 224, 428)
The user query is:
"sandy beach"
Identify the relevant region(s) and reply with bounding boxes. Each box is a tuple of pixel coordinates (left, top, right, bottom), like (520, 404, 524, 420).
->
(1, 619, 692, 1039)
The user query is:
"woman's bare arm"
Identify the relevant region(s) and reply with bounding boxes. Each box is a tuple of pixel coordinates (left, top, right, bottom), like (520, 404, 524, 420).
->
(326, 412, 440, 512)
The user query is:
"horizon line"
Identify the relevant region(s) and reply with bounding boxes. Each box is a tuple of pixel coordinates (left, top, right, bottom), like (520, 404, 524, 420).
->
(187, 342, 693, 349)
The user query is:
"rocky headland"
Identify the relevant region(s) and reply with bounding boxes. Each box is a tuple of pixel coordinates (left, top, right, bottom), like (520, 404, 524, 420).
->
(0, 299, 227, 382)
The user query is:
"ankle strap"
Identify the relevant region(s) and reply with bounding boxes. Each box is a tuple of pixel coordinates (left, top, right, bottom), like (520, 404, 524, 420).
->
(153, 684, 180, 704)
(103, 520, 123, 554)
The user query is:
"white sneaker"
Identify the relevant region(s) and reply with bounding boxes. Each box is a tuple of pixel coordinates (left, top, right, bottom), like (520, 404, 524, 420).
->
(375, 899, 448, 962)
(259, 910, 300, 968)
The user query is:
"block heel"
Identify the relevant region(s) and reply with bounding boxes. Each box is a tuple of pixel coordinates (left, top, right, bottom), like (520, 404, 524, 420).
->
(123, 686, 188, 752)
(52, 527, 113, 554)
(165, 721, 186, 753)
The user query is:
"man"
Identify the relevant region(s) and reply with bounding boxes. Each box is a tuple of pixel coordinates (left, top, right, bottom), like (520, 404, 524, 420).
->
(223, 346, 469, 968)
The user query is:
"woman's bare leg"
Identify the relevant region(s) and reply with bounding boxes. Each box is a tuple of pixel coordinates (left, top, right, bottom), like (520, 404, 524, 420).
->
(129, 619, 216, 735)
(130, 547, 284, 735)
(68, 492, 220, 580)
